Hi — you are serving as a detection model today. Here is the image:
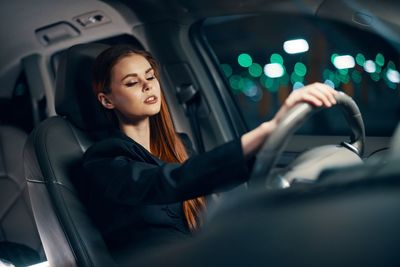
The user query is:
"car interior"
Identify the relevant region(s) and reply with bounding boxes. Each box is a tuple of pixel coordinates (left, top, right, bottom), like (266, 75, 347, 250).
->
(0, 0, 399, 266)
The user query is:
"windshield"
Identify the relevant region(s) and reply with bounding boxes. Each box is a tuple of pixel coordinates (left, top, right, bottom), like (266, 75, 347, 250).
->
(203, 13, 400, 136)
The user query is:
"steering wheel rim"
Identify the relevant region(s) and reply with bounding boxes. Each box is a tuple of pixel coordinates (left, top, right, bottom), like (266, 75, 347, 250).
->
(249, 91, 365, 188)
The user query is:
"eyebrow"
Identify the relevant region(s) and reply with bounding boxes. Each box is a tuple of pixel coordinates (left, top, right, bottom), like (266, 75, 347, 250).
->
(120, 68, 153, 81)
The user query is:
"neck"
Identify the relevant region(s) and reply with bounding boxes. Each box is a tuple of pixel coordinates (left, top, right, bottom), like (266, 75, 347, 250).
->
(119, 118, 151, 152)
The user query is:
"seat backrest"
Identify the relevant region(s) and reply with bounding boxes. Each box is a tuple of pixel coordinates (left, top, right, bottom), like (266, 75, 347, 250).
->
(0, 126, 42, 256)
(24, 43, 118, 267)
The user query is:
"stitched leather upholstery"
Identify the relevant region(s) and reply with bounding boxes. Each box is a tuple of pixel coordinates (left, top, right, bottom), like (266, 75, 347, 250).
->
(24, 43, 118, 267)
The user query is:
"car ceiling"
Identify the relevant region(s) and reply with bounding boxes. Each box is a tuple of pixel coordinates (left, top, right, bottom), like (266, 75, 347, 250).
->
(0, 0, 136, 98)
(0, 0, 399, 98)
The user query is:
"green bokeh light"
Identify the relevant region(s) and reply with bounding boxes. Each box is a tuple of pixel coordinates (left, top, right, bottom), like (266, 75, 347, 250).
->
(323, 69, 331, 80)
(238, 53, 253, 67)
(356, 53, 365, 66)
(338, 69, 348, 75)
(248, 63, 263, 77)
(229, 75, 242, 90)
(386, 79, 397, 89)
(242, 78, 256, 93)
(375, 53, 385, 67)
(268, 81, 279, 93)
(371, 72, 380, 82)
(290, 72, 304, 84)
(280, 73, 289, 85)
(375, 65, 382, 74)
(387, 61, 396, 70)
(331, 53, 339, 64)
(260, 75, 273, 89)
(338, 72, 350, 84)
(221, 64, 233, 77)
(294, 62, 307, 77)
(270, 53, 284, 64)
(351, 70, 362, 84)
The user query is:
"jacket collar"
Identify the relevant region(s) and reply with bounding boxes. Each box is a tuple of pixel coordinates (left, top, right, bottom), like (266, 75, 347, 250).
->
(110, 129, 164, 165)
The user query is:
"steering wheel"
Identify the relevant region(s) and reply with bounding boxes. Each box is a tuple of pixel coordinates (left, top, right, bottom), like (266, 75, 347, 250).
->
(249, 91, 365, 189)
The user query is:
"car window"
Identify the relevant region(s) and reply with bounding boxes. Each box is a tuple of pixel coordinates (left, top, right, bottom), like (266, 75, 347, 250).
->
(0, 73, 37, 132)
(202, 13, 400, 137)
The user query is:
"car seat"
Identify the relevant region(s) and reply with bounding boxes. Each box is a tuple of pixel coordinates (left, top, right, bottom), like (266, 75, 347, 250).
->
(0, 125, 43, 266)
(23, 43, 118, 267)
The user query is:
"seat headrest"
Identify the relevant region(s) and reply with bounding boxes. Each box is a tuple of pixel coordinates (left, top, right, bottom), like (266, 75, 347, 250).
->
(55, 43, 114, 131)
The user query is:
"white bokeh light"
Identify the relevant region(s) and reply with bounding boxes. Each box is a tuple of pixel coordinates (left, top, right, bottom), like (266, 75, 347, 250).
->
(364, 60, 376, 73)
(283, 39, 309, 54)
(333, 55, 355, 69)
(264, 63, 284, 78)
(387, 69, 400, 83)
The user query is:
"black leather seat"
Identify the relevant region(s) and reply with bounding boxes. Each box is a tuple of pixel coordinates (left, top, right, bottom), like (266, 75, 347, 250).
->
(23, 43, 118, 267)
(0, 126, 42, 266)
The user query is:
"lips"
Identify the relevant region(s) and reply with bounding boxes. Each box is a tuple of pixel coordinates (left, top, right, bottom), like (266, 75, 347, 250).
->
(144, 95, 158, 104)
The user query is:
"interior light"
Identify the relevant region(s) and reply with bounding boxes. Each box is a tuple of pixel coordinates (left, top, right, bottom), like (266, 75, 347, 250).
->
(387, 69, 400, 83)
(333, 55, 355, 69)
(283, 39, 309, 54)
(264, 63, 284, 78)
(364, 60, 376, 73)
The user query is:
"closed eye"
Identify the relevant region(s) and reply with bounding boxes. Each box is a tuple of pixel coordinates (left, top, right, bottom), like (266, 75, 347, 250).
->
(125, 81, 138, 87)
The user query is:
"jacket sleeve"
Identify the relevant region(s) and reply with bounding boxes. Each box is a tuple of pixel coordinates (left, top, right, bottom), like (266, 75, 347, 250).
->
(82, 138, 250, 205)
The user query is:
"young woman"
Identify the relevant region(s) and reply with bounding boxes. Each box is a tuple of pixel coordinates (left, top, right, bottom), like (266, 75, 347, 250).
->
(82, 44, 338, 255)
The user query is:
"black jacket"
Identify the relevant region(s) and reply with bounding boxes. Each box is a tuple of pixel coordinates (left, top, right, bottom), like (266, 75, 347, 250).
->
(82, 131, 251, 253)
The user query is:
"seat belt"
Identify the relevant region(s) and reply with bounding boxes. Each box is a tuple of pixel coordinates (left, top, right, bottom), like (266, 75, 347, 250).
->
(177, 84, 205, 153)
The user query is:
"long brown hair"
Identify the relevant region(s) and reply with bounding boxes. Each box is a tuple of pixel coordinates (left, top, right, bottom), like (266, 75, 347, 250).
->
(92, 45, 206, 231)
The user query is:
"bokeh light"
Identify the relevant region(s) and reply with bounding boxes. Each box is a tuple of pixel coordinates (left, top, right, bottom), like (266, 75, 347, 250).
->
(375, 53, 385, 67)
(248, 63, 263, 77)
(220, 64, 232, 77)
(238, 53, 252, 67)
(355, 53, 365, 66)
(294, 62, 307, 76)
(364, 60, 376, 73)
(270, 53, 284, 65)
(283, 39, 309, 54)
(264, 63, 284, 78)
(333, 55, 355, 69)
(293, 82, 304, 90)
(386, 69, 400, 83)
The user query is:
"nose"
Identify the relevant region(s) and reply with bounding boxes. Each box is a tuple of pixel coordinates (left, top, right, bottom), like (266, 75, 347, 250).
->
(142, 80, 151, 92)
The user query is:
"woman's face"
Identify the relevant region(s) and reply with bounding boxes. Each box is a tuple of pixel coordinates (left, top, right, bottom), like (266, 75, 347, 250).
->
(99, 53, 162, 123)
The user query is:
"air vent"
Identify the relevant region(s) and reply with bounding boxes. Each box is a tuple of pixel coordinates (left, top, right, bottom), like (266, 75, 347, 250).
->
(74, 11, 111, 28)
(35, 22, 80, 46)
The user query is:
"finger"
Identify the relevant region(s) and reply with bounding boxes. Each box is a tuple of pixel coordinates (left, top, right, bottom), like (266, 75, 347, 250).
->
(314, 83, 338, 104)
(306, 87, 332, 107)
(300, 93, 323, 107)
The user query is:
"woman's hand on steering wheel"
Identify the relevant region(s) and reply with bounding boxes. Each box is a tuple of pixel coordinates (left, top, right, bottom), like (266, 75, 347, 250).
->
(241, 83, 339, 158)
(272, 82, 338, 126)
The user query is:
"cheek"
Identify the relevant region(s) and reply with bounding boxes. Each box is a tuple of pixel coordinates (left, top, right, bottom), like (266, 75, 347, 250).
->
(114, 90, 141, 106)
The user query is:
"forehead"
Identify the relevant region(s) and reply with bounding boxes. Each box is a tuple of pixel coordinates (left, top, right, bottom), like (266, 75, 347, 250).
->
(111, 53, 152, 77)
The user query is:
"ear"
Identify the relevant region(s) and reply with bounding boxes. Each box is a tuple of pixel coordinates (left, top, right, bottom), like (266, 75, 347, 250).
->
(97, 93, 115, 110)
